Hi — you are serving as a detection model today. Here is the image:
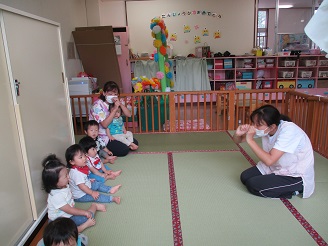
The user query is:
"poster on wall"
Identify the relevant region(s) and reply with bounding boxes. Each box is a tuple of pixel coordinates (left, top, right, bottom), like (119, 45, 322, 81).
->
(278, 33, 309, 51)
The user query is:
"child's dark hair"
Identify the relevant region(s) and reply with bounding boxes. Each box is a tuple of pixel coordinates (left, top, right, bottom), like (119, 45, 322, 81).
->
(84, 120, 99, 132)
(99, 81, 120, 101)
(250, 104, 292, 127)
(41, 154, 66, 193)
(43, 217, 78, 246)
(65, 144, 85, 168)
(79, 136, 97, 153)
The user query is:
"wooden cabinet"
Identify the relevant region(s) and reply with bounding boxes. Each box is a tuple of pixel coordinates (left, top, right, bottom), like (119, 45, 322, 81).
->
(0, 6, 73, 245)
(206, 54, 328, 90)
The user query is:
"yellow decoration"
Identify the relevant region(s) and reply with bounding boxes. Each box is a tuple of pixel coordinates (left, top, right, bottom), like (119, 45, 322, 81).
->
(153, 39, 162, 48)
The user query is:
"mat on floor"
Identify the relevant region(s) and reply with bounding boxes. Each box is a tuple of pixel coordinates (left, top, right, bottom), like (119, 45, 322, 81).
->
(134, 132, 239, 152)
(76, 154, 173, 245)
(73, 132, 327, 245)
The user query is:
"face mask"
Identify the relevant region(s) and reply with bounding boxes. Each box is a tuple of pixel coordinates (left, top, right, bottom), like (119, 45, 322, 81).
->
(106, 95, 117, 104)
(255, 126, 269, 137)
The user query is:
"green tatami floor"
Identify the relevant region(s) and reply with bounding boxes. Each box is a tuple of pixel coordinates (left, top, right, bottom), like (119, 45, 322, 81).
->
(75, 131, 328, 246)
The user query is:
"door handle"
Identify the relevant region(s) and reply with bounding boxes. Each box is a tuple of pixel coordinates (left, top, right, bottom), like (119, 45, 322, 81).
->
(15, 79, 20, 96)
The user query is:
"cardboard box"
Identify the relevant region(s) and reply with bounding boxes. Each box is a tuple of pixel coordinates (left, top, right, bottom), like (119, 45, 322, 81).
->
(72, 26, 122, 90)
(236, 81, 252, 90)
(317, 79, 328, 88)
(297, 79, 314, 88)
(277, 80, 295, 89)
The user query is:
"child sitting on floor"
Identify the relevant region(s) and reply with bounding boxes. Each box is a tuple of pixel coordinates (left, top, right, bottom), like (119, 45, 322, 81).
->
(65, 144, 121, 204)
(41, 154, 106, 233)
(84, 120, 117, 164)
(37, 217, 88, 246)
(106, 104, 138, 150)
(79, 136, 122, 183)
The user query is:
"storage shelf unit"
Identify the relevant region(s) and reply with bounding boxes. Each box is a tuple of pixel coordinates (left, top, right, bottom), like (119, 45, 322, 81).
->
(206, 54, 328, 90)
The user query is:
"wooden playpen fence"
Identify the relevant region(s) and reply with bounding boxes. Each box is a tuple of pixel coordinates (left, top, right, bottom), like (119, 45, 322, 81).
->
(69, 89, 327, 157)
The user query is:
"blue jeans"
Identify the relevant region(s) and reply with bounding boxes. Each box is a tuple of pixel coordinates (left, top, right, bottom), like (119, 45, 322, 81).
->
(70, 212, 94, 226)
(88, 165, 111, 183)
(74, 181, 113, 203)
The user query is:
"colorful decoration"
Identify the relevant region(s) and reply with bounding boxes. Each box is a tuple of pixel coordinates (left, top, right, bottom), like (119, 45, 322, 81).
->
(183, 24, 191, 33)
(131, 76, 161, 92)
(214, 30, 221, 39)
(150, 17, 173, 91)
(194, 35, 201, 44)
(170, 33, 177, 41)
(202, 27, 209, 36)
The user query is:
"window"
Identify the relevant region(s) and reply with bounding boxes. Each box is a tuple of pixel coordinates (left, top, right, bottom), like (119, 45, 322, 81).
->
(257, 9, 268, 48)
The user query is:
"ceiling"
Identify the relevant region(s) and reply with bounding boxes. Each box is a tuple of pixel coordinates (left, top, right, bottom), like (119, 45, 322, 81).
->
(260, 0, 321, 8)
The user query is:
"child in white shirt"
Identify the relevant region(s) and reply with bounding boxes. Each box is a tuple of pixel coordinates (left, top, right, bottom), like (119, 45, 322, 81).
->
(41, 154, 106, 233)
(79, 136, 122, 183)
(65, 144, 121, 204)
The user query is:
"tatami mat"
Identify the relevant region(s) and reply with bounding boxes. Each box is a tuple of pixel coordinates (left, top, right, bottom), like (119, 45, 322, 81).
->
(134, 132, 239, 152)
(72, 132, 327, 245)
(75, 154, 173, 246)
(173, 152, 316, 246)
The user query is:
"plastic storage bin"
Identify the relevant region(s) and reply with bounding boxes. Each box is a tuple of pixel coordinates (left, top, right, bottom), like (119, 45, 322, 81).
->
(242, 72, 253, 79)
(236, 81, 252, 90)
(319, 60, 328, 66)
(262, 80, 273, 89)
(301, 60, 317, 67)
(281, 60, 296, 67)
(279, 71, 294, 78)
(224, 59, 233, 69)
(318, 71, 328, 78)
(298, 71, 312, 78)
(277, 80, 295, 89)
(297, 79, 314, 88)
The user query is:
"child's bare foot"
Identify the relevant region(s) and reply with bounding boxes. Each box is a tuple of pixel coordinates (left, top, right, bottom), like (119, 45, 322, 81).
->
(129, 143, 138, 150)
(108, 155, 117, 164)
(94, 203, 107, 212)
(106, 170, 122, 180)
(112, 170, 122, 177)
(109, 184, 121, 194)
(112, 196, 121, 204)
(78, 218, 96, 232)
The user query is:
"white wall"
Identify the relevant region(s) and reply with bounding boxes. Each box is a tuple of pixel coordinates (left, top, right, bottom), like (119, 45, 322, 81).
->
(0, 0, 87, 80)
(125, 0, 255, 56)
(98, 0, 255, 56)
(278, 8, 312, 34)
(99, 1, 126, 27)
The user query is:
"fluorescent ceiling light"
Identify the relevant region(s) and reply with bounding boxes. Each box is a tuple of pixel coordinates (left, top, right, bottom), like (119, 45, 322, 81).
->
(279, 5, 294, 8)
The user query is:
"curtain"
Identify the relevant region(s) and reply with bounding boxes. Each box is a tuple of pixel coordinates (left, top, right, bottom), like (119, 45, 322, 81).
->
(174, 58, 210, 91)
(134, 60, 158, 79)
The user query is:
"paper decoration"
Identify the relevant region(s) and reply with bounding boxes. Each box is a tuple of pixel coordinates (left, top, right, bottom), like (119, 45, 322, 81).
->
(170, 33, 178, 41)
(183, 24, 191, 33)
(214, 30, 221, 39)
(156, 10, 222, 19)
(194, 25, 199, 30)
(194, 36, 201, 44)
(202, 28, 209, 36)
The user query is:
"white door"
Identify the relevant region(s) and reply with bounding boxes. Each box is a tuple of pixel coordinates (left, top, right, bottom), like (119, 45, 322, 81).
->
(1, 10, 73, 217)
(0, 17, 34, 246)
